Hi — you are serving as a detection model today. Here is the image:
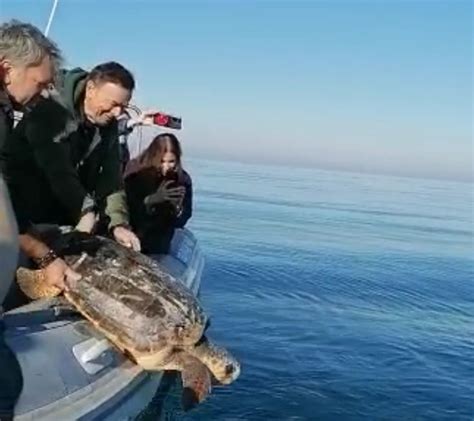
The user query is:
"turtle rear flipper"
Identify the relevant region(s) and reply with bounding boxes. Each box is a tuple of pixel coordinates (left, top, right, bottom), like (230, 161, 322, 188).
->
(16, 267, 62, 299)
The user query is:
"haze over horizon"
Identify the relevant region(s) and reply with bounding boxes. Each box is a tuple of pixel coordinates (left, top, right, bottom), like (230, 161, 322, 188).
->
(1, 0, 472, 182)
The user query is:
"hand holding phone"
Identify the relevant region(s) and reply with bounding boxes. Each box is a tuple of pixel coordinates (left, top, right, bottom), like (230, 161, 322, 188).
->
(152, 112, 182, 130)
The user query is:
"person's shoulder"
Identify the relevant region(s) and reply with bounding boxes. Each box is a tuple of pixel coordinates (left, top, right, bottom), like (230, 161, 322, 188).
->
(125, 166, 156, 184)
(0, 89, 13, 122)
(22, 96, 70, 130)
(181, 169, 192, 186)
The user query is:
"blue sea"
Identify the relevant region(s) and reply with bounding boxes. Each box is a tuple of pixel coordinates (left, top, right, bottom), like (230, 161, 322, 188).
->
(139, 158, 473, 421)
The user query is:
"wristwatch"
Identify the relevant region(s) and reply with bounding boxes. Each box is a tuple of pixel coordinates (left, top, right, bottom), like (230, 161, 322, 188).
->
(33, 249, 59, 269)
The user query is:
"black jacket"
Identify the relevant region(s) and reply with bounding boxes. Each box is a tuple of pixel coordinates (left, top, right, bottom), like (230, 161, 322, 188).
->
(0, 89, 24, 419)
(0, 89, 30, 233)
(124, 167, 192, 254)
(0, 89, 14, 157)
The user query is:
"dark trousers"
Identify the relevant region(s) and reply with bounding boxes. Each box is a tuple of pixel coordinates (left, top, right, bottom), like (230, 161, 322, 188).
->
(0, 320, 23, 420)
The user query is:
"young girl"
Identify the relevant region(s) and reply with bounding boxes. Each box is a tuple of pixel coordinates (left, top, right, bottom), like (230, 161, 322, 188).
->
(124, 133, 192, 254)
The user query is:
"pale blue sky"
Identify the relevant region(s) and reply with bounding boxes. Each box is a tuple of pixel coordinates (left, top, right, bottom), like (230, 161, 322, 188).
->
(0, 0, 472, 181)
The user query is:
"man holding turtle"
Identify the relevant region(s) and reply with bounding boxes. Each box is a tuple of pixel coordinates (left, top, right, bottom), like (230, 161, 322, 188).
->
(3, 61, 142, 252)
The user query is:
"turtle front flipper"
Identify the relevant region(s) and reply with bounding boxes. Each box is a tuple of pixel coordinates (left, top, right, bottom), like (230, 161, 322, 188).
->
(187, 336, 241, 385)
(180, 354, 212, 411)
(16, 267, 62, 299)
(155, 351, 212, 411)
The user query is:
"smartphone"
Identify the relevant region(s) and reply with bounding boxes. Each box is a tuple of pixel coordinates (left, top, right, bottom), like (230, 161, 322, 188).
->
(163, 170, 180, 189)
(163, 171, 184, 212)
(153, 112, 182, 130)
(164, 170, 179, 183)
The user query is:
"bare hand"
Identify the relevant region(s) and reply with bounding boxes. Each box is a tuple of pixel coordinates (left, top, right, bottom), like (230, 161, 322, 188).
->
(113, 226, 141, 251)
(127, 110, 160, 128)
(75, 212, 98, 233)
(43, 258, 81, 291)
(137, 110, 160, 126)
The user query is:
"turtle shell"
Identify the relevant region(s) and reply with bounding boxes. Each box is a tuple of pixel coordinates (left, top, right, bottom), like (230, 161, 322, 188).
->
(56, 232, 207, 354)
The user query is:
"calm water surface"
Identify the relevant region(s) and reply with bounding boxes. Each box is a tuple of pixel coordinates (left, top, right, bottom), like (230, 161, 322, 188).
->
(137, 158, 473, 421)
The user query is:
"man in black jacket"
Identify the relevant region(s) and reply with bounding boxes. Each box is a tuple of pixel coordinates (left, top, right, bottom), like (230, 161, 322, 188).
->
(0, 20, 79, 420)
(0, 21, 79, 305)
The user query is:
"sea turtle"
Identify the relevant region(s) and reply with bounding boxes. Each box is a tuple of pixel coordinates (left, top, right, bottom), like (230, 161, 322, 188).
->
(16, 231, 240, 410)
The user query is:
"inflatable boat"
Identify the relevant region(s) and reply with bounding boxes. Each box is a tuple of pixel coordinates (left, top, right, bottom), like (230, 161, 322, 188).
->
(3, 229, 204, 420)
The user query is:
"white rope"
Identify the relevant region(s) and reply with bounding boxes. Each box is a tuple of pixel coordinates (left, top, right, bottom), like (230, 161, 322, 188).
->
(44, 0, 59, 36)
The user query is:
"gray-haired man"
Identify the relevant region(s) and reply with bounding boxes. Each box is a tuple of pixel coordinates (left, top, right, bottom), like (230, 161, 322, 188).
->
(0, 20, 78, 419)
(0, 20, 80, 306)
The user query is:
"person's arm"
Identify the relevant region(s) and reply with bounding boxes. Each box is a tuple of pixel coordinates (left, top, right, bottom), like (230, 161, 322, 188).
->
(1, 110, 42, 245)
(75, 211, 97, 233)
(124, 171, 147, 220)
(19, 232, 81, 290)
(0, 110, 37, 233)
(19, 233, 51, 260)
(6, 178, 35, 236)
(96, 127, 140, 251)
(119, 110, 160, 135)
(95, 126, 130, 229)
(0, 108, 11, 175)
(0, 175, 19, 304)
(24, 105, 95, 222)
